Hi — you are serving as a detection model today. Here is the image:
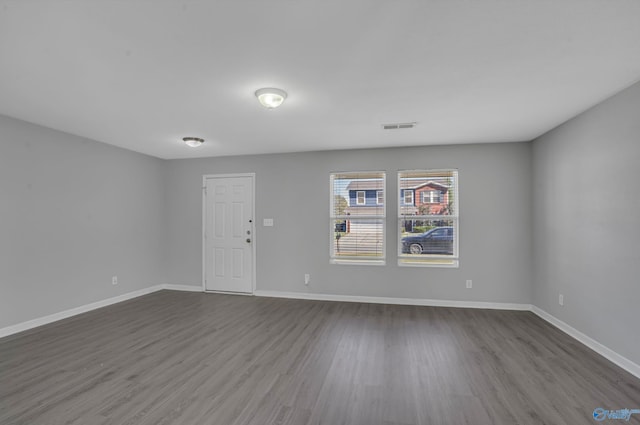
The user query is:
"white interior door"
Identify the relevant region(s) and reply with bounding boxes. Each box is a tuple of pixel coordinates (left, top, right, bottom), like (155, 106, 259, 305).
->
(204, 175, 254, 293)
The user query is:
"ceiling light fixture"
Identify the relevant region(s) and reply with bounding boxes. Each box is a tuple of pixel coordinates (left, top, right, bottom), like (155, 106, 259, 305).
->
(183, 137, 204, 147)
(255, 88, 287, 109)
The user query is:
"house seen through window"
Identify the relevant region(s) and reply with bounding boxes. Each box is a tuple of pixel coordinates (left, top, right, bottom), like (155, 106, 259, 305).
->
(330, 172, 385, 264)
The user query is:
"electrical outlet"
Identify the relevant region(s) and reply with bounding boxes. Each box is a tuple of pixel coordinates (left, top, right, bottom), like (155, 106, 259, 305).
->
(304, 274, 310, 285)
(466, 279, 472, 289)
(112, 276, 118, 285)
(559, 293, 564, 306)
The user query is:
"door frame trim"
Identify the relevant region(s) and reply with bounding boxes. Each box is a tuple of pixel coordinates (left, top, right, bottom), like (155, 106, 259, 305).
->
(202, 173, 256, 294)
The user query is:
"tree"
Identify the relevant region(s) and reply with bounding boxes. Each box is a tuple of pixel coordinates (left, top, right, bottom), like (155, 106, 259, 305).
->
(334, 195, 348, 215)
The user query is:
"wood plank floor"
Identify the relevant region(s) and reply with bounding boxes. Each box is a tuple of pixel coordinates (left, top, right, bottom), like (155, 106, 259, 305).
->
(1, 291, 639, 425)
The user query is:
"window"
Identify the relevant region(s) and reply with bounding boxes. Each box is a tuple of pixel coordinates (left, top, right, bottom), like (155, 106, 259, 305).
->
(398, 170, 458, 267)
(422, 190, 441, 203)
(331, 172, 385, 264)
(403, 190, 414, 205)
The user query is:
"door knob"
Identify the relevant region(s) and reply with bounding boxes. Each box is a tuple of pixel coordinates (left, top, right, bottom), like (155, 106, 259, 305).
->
(246, 238, 251, 243)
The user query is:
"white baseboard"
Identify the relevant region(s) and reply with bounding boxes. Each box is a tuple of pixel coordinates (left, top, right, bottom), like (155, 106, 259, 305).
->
(530, 306, 640, 379)
(0, 285, 164, 339)
(0, 283, 203, 339)
(163, 284, 203, 292)
(253, 290, 532, 311)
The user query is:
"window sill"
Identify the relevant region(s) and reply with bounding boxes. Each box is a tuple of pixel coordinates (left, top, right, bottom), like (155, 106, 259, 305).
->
(397, 259, 459, 268)
(331, 259, 386, 266)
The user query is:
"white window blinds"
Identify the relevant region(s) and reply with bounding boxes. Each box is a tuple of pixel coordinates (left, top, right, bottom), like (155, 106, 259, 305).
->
(398, 170, 458, 267)
(330, 171, 386, 264)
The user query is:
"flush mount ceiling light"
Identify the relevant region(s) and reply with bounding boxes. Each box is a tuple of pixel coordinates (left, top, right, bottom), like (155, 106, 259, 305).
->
(182, 137, 204, 147)
(255, 88, 287, 109)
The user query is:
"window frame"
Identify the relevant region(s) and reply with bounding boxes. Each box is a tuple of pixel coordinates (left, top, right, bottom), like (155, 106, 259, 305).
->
(330, 171, 386, 265)
(376, 190, 384, 205)
(403, 190, 414, 205)
(356, 190, 366, 205)
(398, 169, 459, 268)
(422, 190, 441, 204)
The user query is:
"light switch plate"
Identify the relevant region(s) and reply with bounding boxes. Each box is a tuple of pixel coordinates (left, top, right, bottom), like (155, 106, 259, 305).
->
(263, 218, 274, 227)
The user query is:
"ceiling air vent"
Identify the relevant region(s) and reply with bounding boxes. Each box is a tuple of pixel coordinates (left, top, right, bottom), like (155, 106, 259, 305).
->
(382, 122, 417, 130)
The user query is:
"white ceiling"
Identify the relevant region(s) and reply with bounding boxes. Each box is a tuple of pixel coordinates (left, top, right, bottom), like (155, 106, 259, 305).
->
(1, 1, 639, 159)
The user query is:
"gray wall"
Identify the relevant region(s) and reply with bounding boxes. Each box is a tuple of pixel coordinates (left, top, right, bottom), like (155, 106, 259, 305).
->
(166, 142, 533, 303)
(1, 116, 533, 329)
(532, 81, 640, 364)
(0, 116, 167, 329)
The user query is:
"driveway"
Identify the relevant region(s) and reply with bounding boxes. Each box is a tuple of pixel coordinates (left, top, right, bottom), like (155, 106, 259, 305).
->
(335, 231, 383, 256)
